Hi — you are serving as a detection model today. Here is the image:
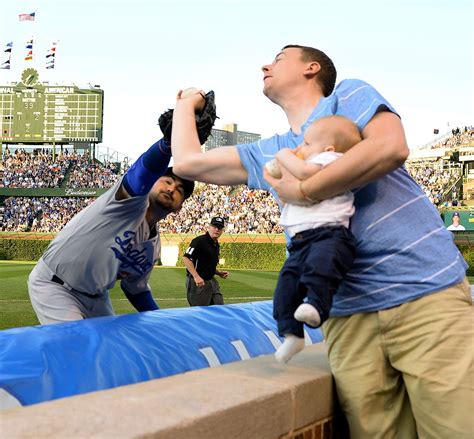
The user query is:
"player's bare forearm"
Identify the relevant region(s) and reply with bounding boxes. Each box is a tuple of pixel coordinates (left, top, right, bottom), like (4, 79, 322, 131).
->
(171, 99, 247, 185)
(300, 112, 408, 200)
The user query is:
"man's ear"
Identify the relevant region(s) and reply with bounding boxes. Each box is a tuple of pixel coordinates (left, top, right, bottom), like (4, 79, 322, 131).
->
(304, 62, 321, 78)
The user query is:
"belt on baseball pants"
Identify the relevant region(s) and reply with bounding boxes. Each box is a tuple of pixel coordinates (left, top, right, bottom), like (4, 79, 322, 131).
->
(51, 275, 97, 298)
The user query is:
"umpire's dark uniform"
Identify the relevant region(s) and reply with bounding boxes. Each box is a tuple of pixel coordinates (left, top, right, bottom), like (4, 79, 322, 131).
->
(183, 217, 225, 306)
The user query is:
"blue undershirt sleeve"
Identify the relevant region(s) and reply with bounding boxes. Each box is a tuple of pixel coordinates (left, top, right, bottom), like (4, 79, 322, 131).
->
(121, 285, 160, 312)
(122, 138, 171, 197)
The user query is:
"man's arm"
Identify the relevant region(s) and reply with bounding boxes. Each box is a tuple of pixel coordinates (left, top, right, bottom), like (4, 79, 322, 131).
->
(182, 256, 205, 287)
(171, 93, 248, 185)
(265, 112, 409, 204)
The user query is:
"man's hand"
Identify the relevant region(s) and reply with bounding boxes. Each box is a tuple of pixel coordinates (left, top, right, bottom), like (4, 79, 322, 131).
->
(217, 271, 229, 279)
(160, 90, 217, 145)
(263, 164, 313, 206)
(193, 274, 205, 287)
(177, 88, 206, 112)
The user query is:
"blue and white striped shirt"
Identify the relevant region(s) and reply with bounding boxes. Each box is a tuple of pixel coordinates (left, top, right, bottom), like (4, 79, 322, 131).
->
(237, 79, 467, 316)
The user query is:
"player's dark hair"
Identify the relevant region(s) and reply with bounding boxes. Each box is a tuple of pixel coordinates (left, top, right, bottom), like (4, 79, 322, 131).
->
(165, 167, 195, 200)
(282, 45, 337, 97)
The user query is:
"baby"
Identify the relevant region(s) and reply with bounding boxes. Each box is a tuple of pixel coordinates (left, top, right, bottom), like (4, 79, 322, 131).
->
(265, 115, 362, 363)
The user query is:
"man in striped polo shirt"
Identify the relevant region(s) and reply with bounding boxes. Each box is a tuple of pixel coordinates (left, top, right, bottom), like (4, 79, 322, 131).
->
(171, 45, 472, 438)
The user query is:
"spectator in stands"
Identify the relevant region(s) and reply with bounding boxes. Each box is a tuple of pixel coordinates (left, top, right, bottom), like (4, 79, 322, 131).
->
(171, 44, 472, 438)
(447, 211, 466, 231)
(183, 216, 229, 306)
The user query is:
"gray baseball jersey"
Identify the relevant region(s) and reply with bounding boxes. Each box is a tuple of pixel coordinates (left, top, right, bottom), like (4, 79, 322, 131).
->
(41, 176, 161, 296)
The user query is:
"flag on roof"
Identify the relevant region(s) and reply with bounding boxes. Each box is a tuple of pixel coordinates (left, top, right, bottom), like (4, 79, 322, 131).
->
(1, 60, 11, 69)
(19, 12, 36, 21)
(46, 42, 57, 58)
(4, 42, 13, 53)
(26, 39, 33, 49)
(25, 50, 33, 61)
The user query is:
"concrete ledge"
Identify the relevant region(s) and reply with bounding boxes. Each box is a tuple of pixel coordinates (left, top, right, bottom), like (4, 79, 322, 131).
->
(0, 344, 338, 439)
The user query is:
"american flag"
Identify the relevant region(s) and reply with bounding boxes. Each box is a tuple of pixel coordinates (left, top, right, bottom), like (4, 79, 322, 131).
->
(19, 12, 36, 21)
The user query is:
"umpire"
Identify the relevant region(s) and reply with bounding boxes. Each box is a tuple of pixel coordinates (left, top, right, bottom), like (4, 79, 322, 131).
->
(183, 216, 229, 306)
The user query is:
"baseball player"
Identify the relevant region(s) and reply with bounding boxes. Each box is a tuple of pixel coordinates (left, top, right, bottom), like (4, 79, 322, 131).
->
(27, 96, 217, 324)
(28, 147, 193, 324)
(182, 216, 229, 306)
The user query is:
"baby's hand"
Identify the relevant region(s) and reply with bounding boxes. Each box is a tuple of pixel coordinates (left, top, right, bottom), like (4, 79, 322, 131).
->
(275, 148, 294, 161)
(293, 146, 305, 159)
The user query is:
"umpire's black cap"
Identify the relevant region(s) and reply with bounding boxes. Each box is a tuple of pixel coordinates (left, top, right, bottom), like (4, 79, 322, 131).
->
(164, 167, 195, 200)
(210, 216, 225, 229)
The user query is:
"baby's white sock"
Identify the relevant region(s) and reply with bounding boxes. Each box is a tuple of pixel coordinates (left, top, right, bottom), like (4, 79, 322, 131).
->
(294, 303, 321, 328)
(275, 334, 305, 363)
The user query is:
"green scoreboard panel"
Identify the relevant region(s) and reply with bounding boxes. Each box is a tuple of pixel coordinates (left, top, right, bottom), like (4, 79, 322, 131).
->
(0, 68, 103, 144)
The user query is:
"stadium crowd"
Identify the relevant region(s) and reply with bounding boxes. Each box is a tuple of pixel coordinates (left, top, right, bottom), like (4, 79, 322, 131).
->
(0, 128, 471, 234)
(428, 125, 474, 149)
(66, 152, 121, 188)
(404, 161, 462, 206)
(1, 196, 93, 233)
(159, 184, 283, 234)
(0, 147, 72, 189)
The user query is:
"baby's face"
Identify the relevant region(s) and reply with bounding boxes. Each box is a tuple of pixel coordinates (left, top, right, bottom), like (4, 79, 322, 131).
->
(298, 126, 328, 158)
(299, 142, 328, 159)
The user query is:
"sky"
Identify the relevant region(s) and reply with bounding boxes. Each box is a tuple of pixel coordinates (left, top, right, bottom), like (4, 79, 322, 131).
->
(1, 0, 473, 162)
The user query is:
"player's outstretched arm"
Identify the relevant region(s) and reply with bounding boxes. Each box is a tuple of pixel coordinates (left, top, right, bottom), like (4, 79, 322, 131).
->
(171, 91, 248, 185)
(116, 137, 172, 201)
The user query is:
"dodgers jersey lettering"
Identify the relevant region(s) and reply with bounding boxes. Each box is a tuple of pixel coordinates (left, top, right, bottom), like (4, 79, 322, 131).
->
(237, 79, 467, 316)
(41, 176, 160, 295)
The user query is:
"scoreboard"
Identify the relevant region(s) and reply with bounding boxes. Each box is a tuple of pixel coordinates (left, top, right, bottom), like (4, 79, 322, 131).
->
(0, 68, 103, 144)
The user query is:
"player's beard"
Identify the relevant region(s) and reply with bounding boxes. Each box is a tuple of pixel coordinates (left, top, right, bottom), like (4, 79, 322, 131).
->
(149, 191, 174, 220)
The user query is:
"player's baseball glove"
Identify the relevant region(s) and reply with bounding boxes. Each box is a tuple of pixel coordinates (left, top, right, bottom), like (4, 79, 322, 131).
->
(158, 90, 218, 145)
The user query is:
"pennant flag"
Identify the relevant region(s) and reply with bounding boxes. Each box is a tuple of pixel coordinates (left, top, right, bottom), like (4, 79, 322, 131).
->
(46, 41, 57, 58)
(25, 39, 34, 61)
(2, 42, 13, 69)
(45, 42, 57, 69)
(19, 12, 36, 21)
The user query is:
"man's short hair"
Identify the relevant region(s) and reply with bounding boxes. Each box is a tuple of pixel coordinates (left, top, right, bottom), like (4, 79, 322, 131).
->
(282, 44, 337, 97)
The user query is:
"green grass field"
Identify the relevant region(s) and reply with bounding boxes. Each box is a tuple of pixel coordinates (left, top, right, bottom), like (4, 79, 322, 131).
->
(0, 261, 278, 330)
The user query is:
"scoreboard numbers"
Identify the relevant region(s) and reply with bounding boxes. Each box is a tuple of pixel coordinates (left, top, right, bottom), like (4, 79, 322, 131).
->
(0, 68, 103, 144)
